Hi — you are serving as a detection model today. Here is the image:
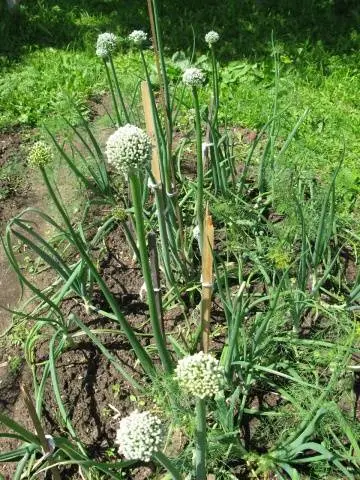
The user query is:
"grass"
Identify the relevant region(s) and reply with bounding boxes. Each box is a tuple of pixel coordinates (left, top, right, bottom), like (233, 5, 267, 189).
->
(1, 1, 360, 217)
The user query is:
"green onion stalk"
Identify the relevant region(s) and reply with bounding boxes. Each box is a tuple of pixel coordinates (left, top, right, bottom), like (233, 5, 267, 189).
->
(175, 351, 225, 479)
(195, 398, 207, 479)
(103, 58, 122, 127)
(147, 0, 173, 174)
(209, 44, 229, 194)
(210, 44, 220, 129)
(108, 54, 130, 124)
(140, 8, 187, 266)
(192, 86, 204, 252)
(140, 50, 189, 282)
(152, 451, 182, 480)
(39, 166, 155, 378)
(129, 172, 173, 373)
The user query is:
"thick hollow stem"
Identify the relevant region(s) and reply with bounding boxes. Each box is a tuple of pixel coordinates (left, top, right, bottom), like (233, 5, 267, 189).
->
(109, 55, 130, 123)
(210, 47, 219, 128)
(129, 173, 173, 373)
(193, 87, 204, 252)
(103, 58, 121, 126)
(195, 398, 207, 480)
(152, 451, 182, 480)
(40, 167, 154, 377)
(153, 184, 176, 287)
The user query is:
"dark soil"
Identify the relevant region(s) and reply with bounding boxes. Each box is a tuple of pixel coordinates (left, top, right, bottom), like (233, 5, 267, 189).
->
(0, 119, 359, 479)
(0, 224, 157, 479)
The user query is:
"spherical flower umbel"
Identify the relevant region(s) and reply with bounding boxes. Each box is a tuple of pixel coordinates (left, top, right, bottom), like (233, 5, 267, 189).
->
(28, 141, 53, 168)
(182, 67, 206, 88)
(116, 410, 164, 462)
(205, 30, 220, 45)
(111, 206, 128, 222)
(128, 30, 148, 47)
(175, 351, 224, 399)
(105, 124, 151, 177)
(96, 32, 117, 58)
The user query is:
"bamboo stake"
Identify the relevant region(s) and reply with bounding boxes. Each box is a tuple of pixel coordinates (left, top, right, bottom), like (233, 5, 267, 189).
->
(200, 205, 214, 353)
(141, 80, 161, 185)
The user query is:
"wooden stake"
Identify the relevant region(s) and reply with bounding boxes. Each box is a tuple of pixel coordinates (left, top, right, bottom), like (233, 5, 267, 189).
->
(200, 204, 214, 353)
(141, 81, 161, 185)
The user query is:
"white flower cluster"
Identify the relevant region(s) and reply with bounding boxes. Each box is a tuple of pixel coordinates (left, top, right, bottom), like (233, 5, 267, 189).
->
(175, 351, 224, 399)
(28, 141, 53, 167)
(116, 410, 164, 462)
(128, 30, 148, 46)
(182, 67, 206, 88)
(205, 30, 220, 45)
(105, 124, 151, 176)
(96, 32, 117, 58)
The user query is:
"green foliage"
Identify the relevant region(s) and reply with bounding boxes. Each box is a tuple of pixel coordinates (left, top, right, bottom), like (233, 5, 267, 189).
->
(1, 1, 360, 479)
(0, 150, 26, 200)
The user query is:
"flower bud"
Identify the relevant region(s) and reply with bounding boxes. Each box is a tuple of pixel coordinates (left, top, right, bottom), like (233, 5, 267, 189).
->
(205, 30, 220, 45)
(128, 30, 148, 47)
(116, 410, 164, 462)
(28, 141, 53, 167)
(111, 206, 128, 222)
(96, 32, 117, 58)
(182, 67, 206, 88)
(106, 124, 151, 177)
(175, 351, 224, 399)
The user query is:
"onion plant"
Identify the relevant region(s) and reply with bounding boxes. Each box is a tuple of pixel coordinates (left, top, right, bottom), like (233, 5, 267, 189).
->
(1, 7, 359, 480)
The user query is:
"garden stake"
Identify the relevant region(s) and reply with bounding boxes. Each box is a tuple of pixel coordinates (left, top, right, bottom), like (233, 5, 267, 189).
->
(146, 0, 173, 166)
(141, 80, 182, 287)
(141, 80, 161, 185)
(145, 2, 186, 260)
(201, 205, 214, 353)
(20, 384, 61, 480)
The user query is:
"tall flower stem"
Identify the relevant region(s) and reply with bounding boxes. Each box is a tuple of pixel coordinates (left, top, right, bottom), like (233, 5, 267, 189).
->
(103, 58, 121, 126)
(210, 46, 219, 128)
(193, 87, 204, 252)
(152, 451, 182, 480)
(153, 184, 176, 287)
(195, 398, 207, 480)
(40, 167, 155, 378)
(147, 0, 173, 163)
(108, 55, 130, 123)
(140, 50, 187, 278)
(129, 173, 173, 373)
(146, 0, 186, 262)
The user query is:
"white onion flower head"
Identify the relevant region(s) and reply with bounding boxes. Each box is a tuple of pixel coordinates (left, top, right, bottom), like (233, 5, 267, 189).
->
(28, 141, 53, 167)
(116, 410, 164, 462)
(128, 30, 148, 47)
(182, 67, 206, 88)
(205, 30, 220, 45)
(175, 351, 224, 398)
(106, 124, 151, 176)
(96, 32, 117, 58)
